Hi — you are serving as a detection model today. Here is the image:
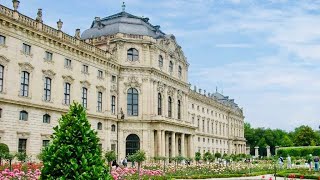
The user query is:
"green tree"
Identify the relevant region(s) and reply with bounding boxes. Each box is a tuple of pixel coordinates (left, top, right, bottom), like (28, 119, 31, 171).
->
(105, 151, 116, 173)
(280, 135, 294, 147)
(129, 150, 146, 179)
(16, 152, 28, 163)
(292, 125, 317, 146)
(195, 152, 201, 165)
(214, 152, 222, 159)
(0, 143, 9, 166)
(203, 152, 212, 163)
(4, 153, 15, 171)
(41, 103, 108, 180)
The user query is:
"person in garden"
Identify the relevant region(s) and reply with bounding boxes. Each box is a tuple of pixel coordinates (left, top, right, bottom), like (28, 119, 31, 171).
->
(307, 154, 313, 171)
(314, 156, 319, 171)
(287, 155, 292, 169)
(122, 157, 128, 167)
(279, 156, 284, 169)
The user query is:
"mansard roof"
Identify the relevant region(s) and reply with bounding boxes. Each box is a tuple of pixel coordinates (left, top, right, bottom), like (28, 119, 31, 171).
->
(81, 11, 165, 39)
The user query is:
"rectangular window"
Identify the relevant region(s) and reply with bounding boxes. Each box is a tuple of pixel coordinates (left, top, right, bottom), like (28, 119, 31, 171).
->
(64, 83, 70, 105)
(82, 64, 88, 74)
(111, 95, 116, 114)
(112, 75, 116, 82)
(18, 139, 27, 153)
(82, 87, 87, 108)
(22, 43, 31, 55)
(0, 65, 4, 92)
(45, 51, 53, 61)
(111, 144, 116, 151)
(42, 140, 49, 148)
(0, 35, 6, 45)
(44, 77, 51, 101)
(64, 59, 72, 68)
(98, 70, 103, 78)
(97, 92, 102, 112)
(20, 71, 29, 97)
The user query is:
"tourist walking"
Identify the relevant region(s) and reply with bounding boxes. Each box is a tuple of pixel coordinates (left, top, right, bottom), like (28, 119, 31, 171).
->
(287, 155, 292, 169)
(122, 157, 128, 167)
(279, 156, 284, 169)
(314, 156, 319, 171)
(307, 154, 313, 171)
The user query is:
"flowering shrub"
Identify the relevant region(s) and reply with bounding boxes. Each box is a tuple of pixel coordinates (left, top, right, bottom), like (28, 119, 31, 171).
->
(111, 167, 163, 180)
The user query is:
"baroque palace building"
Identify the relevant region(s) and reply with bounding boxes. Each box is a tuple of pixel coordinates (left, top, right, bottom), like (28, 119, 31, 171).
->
(0, 1, 246, 161)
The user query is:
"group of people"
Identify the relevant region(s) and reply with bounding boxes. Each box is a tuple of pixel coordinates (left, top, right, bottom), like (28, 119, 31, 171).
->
(278, 154, 319, 171)
(111, 157, 130, 168)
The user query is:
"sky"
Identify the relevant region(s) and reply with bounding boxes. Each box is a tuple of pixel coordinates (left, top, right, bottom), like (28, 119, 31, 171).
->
(1, 0, 320, 131)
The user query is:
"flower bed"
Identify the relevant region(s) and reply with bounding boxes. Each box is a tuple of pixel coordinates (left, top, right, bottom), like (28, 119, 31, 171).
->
(0, 163, 42, 180)
(111, 167, 163, 180)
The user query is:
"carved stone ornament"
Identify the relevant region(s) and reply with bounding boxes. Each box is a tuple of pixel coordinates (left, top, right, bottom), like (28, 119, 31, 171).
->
(157, 82, 165, 93)
(62, 75, 74, 83)
(18, 62, 34, 72)
(36, 8, 43, 23)
(177, 90, 183, 100)
(17, 131, 30, 137)
(124, 76, 141, 92)
(41, 134, 51, 139)
(80, 80, 91, 88)
(0, 55, 10, 65)
(42, 69, 56, 78)
(96, 85, 106, 92)
(110, 84, 117, 94)
(167, 86, 174, 96)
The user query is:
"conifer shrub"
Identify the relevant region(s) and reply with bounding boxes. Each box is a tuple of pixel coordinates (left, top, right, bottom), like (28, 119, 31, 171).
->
(0, 143, 9, 166)
(41, 103, 109, 179)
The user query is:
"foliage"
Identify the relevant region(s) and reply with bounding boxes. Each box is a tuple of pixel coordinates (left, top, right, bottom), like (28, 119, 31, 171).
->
(128, 150, 146, 179)
(214, 152, 222, 159)
(0, 143, 9, 166)
(277, 146, 320, 157)
(16, 152, 28, 163)
(291, 125, 319, 146)
(203, 152, 212, 162)
(105, 150, 117, 173)
(41, 102, 108, 180)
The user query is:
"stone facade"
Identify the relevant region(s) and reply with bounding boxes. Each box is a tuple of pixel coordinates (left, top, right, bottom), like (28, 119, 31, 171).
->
(0, 2, 245, 161)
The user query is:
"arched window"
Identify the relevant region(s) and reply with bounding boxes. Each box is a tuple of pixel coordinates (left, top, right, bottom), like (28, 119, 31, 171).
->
(43, 114, 51, 123)
(82, 87, 87, 108)
(127, 88, 138, 116)
(168, 96, 172, 118)
(169, 61, 173, 73)
(0, 65, 4, 92)
(158, 93, 162, 115)
(177, 100, 181, 119)
(97, 122, 102, 130)
(126, 134, 140, 156)
(127, 48, 139, 61)
(44, 77, 51, 101)
(19, 110, 28, 121)
(20, 71, 29, 97)
(111, 124, 116, 132)
(159, 55, 163, 68)
(178, 66, 182, 77)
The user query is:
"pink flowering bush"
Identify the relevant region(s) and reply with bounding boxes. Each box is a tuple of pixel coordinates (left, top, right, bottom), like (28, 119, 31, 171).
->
(0, 168, 41, 180)
(111, 167, 163, 180)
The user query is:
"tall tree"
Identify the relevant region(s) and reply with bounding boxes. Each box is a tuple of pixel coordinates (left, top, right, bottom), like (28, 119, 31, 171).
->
(292, 125, 318, 146)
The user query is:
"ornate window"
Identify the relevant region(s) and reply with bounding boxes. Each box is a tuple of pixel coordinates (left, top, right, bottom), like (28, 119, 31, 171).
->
(159, 55, 163, 68)
(0, 65, 3, 92)
(111, 95, 116, 114)
(177, 100, 181, 119)
(18, 139, 27, 153)
(64, 83, 71, 105)
(43, 114, 51, 123)
(82, 87, 88, 108)
(158, 93, 162, 115)
(97, 92, 102, 112)
(64, 58, 72, 68)
(168, 96, 172, 118)
(19, 110, 28, 121)
(22, 43, 31, 55)
(127, 48, 139, 61)
(178, 66, 182, 77)
(169, 61, 173, 73)
(45, 51, 53, 61)
(20, 71, 29, 97)
(111, 124, 116, 132)
(44, 77, 51, 101)
(97, 122, 102, 130)
(127, 88, 138, 116)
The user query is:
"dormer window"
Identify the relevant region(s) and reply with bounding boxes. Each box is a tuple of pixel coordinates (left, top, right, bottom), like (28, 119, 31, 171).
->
(127, 48, 139, 61)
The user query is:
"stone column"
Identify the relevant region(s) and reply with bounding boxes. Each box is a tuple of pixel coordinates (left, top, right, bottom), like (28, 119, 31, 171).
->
(266, 146, 271, 157)
(161, 130, 166, 157)
(165, 133, 169, 157)
(157, 130, 161, 156)
(171, 132, 176, 158)
(275, 146, 280, 155)
(254, 146, 259, 158)
(189, 135, 194, 158)
(246, 147, 250, 155)
(181, 133, 185, 157)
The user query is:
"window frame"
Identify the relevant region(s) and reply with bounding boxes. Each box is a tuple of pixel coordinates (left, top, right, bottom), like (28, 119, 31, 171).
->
(169, 61, 173, 73)
(168, 96, 172, 118)
(159, 55, 163, 68)
(19, 110, 28, 121)
(22, 43, 31, 55)
(98, 70, 103, 78)
(82, 87, 88, 108)
(158, 93, 162, 115)
(64, 83, 71, 105)
(64, 58, 72, 68)
(111, 95, 116, 114)
(177, 100, 181, 119)
(43, 114, 51, 124)
(127, 48, 139, 61)
(44, 77, 51, 101)
(18, 139, 27, 153)
(45, 51, 53, 61)
(0, 35, 5, 45)
(111, 124, 116, 132)
(127, 88, 139, 116)
(178, 66, 182, 77)
(42, 140, 50, 148)
(20, 71, 29, 97)
(0, 65, 4, 92)
(82, 64, 89, 74)
(97, 91, 103, 112)
(97, 122, 102, 130)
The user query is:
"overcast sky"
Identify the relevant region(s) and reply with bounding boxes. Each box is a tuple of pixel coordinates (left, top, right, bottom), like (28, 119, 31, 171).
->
(1, 0, 319, 131)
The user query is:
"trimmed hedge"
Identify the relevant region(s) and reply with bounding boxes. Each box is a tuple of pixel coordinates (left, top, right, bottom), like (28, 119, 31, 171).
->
(277, 146, 320, 157)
